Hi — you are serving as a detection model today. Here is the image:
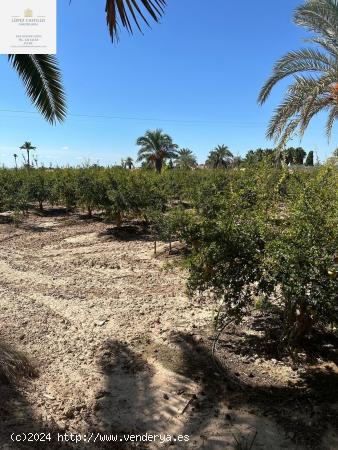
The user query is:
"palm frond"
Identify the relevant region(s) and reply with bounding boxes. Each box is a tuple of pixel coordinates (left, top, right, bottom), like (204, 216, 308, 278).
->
(267, 75, 332, 141)
(277, 117, 303, 150)
(294, 0, 338, 40)
(305, 36, 338, 57)
(326, 105, 338, 137)
(9, 54, 66, 124)
(137, 150, 154, 161)
(105, 0, 166, 41)
(258, 49, 334, 104)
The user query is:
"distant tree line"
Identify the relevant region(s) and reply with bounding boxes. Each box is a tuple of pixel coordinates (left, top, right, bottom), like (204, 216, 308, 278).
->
(6, 133, 332, 175)
(244, 147, 315, 167)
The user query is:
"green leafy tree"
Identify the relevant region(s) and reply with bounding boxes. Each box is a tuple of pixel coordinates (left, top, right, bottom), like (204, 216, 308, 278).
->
(107, 169, 166, 227)
(293, 147, 307, 165)
(175, 148, 197, 169)
(0, 169, 29, 214)
(244, 148, 275, 165)
(150, 206, 191, 254)
(206, 145, 233, 168)
(285, 147, 307, 165)
(76, 167, 110, 217)
(26, 169, 55, 211)
(264, 168, 338, 341)
(53, 168, 78, 212)
(184, 164, 338, 343)
(258, 0, 338, 149)
(187, 201, 267, 325)
(305, 150, 314, 166)
(137, 129, 178, 173)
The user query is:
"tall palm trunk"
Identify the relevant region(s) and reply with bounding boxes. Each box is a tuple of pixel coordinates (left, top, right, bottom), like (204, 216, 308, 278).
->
(275, 149, 283, 168)
(155, 158, 163, 174)
(27, 150, 30, 168)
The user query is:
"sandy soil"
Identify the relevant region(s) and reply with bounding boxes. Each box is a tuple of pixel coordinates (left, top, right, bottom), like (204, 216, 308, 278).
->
(0, 213, 334, 449)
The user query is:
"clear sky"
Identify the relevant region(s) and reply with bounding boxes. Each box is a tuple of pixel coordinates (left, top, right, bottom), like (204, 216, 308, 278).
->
(0, 0, 336, 167)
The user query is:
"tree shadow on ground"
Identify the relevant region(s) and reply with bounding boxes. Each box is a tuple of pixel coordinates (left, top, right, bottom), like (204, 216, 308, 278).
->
(98, 225, 153, 242)
(242, 365, 338, 449)
(160, 331, 338, 449)
(33, 207, 70, 217)
(93, 340, 156, 445)
(3, 334, 336, 449)
(19, 224, 51, 233)
(0, 341, 66, 449)
(219, 309, 338, 366)
(0, 215, 14, 224)
(95, 334, 313, 448)
(77, 213, 105, 222)
(0, 341, 131, 450)
(97, 334, 267, 448)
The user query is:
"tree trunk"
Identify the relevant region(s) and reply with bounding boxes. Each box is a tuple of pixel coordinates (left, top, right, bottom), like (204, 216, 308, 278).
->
(286, 301, 313, 343)
(87, 206, 92, 218)
(116, 211, 122, 228)
(295, 303, 313, 339)
(39, 201, 43, 211)
(27, 150, 30, 168)
(155, 158, 163, 174)
(191, 239, 200, 251)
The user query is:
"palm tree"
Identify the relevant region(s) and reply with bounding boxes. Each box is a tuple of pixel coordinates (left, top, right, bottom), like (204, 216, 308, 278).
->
(175, 148, 197, 169)
(8, 55, 66, 124)
(20, 142, 36, 168)
(258, 0, 338, 149)
(124, 157, 134, 169)
(136, 129, 178, 173)
(13, 154, 18, 170)
(206, 145, 233, 168)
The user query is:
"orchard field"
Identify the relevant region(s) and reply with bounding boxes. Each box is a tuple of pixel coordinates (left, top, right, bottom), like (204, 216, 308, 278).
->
(0, 162, 337, 449)
(2, 0, 338, 447)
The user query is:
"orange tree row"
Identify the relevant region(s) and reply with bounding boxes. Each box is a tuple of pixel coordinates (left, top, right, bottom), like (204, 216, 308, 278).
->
(0, 163, 337, 343)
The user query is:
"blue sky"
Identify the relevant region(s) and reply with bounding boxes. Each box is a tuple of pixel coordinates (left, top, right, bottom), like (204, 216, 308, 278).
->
(0, 0, 336, 167)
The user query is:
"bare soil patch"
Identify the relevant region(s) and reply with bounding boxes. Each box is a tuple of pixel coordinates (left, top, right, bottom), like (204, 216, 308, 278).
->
(0, 212, 337, 449)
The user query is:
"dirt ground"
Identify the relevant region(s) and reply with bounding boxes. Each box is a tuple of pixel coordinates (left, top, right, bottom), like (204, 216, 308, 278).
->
(0, 212, 337, 449)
